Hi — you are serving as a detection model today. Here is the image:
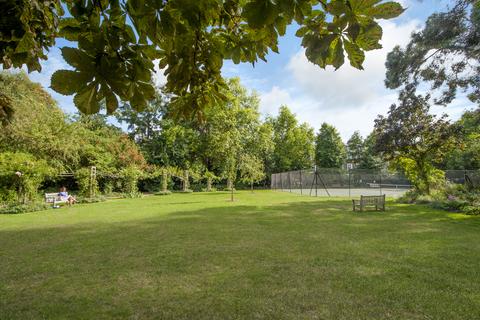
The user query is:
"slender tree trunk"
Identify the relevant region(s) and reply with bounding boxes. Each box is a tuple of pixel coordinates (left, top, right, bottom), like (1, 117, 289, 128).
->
(183, 170, 189, 191)
(207, 177, 212, 192)
(251, 181, 253, 193)
(231, 183, 234, 202)
(162, 171, 168, 192)
(416, 159, 430, 195)
(227, 178, 232, 190)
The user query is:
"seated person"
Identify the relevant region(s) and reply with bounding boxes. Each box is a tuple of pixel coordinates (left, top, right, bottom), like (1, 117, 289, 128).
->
(58, 186, 77, 206)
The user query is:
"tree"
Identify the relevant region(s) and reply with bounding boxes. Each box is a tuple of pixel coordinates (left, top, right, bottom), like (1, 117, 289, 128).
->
(0, 152, 53, 203)
(443, 108, 480, 170)
(239, 154, 265, 192)
(0, 71, 146, 198)
(357, 133, 383, 170)
(315, 123, 346, 168)
(385, 0, 480, 107)
(0, 0, 404, 116)
(346, 131, 364, 169)
(373, 89, 458, 194)
(270, 106, 315, 172)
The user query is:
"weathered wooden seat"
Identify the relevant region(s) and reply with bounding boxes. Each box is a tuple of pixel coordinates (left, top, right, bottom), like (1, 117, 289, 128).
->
(45, 193, 69, 207)
(352, 195, 385, 212)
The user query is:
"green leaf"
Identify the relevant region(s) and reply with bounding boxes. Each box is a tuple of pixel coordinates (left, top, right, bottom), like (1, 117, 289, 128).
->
(243, 0, 277, 29)
(61, 47, 93, 72)
(74, 82, 100, 114)
(344, 39, 365, 69)
(326, 0, 350, 16)
(130, 87, 147, 111)
(356, 22, 383, 50)
(295, 26, 309, 37)
(368, 2, 405, 19)
(104, 88, 118, 114)
(50, 70, 92, 95)
(15, 33, 35, 53)
(331, 38, 344, 69)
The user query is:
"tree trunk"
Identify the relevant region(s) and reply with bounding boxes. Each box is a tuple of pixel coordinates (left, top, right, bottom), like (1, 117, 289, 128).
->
(416, 159, 430, 195)
(231, 183, 234, 202)
(207, 177, 212, 192)
(251, 181, 253, 193)
(162, 171, 168, 192)
(227, 178, 232, 190)
(183, 170, 189, 191)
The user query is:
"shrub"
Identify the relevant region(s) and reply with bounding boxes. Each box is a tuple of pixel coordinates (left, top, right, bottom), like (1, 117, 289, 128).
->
(201, 187, 217, 192)
(154, 190, 172, 196)
(397, 189, 419, 204)
(75, 167, 99, 197)
(176, 189, 193, 193)
(119, 166, 142, 196)
(0, 152, 54, 203)
(0, 202, 51, 214)
(76, 196, 106, 204)
(463, 206, 480, 215)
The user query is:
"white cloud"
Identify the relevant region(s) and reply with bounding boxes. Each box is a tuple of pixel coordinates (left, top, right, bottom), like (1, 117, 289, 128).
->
(286, 20, 421, 110)
(153, 60, 168, 87)
(258, 19, 428, 140)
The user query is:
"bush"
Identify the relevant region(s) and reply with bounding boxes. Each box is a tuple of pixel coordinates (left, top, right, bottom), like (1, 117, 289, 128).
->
(397, 189, 419, 204)
(75, 167, 99, 197)
(76, 196, 106, 203)
(119, 166, 142, 196)
(0, 202, 51, 214)
(154, 190, 172, 196)
(463, 206, 480, 215)
(0, 152, 54, 203)
(176, 189, 193, 193)
(201, 187, 217, 192)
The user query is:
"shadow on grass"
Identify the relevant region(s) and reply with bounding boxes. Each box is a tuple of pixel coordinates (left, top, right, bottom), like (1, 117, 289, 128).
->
(0, 198, 479, 319)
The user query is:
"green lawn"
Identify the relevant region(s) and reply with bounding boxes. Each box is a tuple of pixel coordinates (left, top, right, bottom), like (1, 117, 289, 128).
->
(1, 191, 479, 319)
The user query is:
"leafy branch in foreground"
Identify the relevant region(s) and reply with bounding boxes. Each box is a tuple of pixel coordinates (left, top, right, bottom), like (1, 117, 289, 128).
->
(1, 0, 403, 116)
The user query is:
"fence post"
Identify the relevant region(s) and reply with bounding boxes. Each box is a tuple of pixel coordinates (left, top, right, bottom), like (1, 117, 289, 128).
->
(288, 172, 292, 192)
(315, 166, 318, 197)
(299, 170, 303, 195)
(379, 171, 382, 195)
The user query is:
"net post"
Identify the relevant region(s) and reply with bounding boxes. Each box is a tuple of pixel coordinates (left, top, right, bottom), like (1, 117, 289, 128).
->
(315, 166, 318, 197)
(348, 169, 351, 198)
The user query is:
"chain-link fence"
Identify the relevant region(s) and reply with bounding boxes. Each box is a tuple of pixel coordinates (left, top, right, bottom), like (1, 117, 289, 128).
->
(445, 170, 480, 188)
(271, 168, 411, 198)
(272, 168, 480, 198)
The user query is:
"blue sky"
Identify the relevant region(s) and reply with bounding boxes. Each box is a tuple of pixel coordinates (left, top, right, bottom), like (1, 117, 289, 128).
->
(27, 0, 473, 141)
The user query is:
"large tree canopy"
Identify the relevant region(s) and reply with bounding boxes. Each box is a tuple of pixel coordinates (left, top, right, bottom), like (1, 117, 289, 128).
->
(373, 89, 458, 194)
(385, 0, 480, 106)
(315, 122, 346, 168)
(1, 0, 404, 116)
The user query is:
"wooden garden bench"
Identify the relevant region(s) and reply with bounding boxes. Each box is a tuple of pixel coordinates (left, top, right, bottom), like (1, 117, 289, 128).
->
(352, 195, 385, 212)
(45, 193, 68, 207)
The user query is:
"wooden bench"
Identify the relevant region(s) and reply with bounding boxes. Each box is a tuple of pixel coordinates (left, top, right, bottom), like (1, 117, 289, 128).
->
(352, 195, 385, 212)
(45, 193, 69, 207)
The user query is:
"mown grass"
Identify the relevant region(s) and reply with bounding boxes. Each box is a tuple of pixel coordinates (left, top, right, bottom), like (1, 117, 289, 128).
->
(0, 191, 479, 319)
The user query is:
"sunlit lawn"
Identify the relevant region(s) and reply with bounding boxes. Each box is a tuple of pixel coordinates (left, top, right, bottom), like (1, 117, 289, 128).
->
(1, 191, 479, 319)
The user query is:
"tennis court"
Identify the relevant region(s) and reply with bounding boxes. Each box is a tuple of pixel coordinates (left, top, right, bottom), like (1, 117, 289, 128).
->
(272, 168, 411, 198)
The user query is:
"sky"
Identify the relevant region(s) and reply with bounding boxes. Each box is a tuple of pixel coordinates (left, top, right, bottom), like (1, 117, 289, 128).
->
(25, 0, 474, 141)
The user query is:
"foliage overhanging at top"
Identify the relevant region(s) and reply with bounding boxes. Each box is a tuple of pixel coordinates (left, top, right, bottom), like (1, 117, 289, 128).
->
(385, 0, 480, 106)
(1, 0, 404, 116)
